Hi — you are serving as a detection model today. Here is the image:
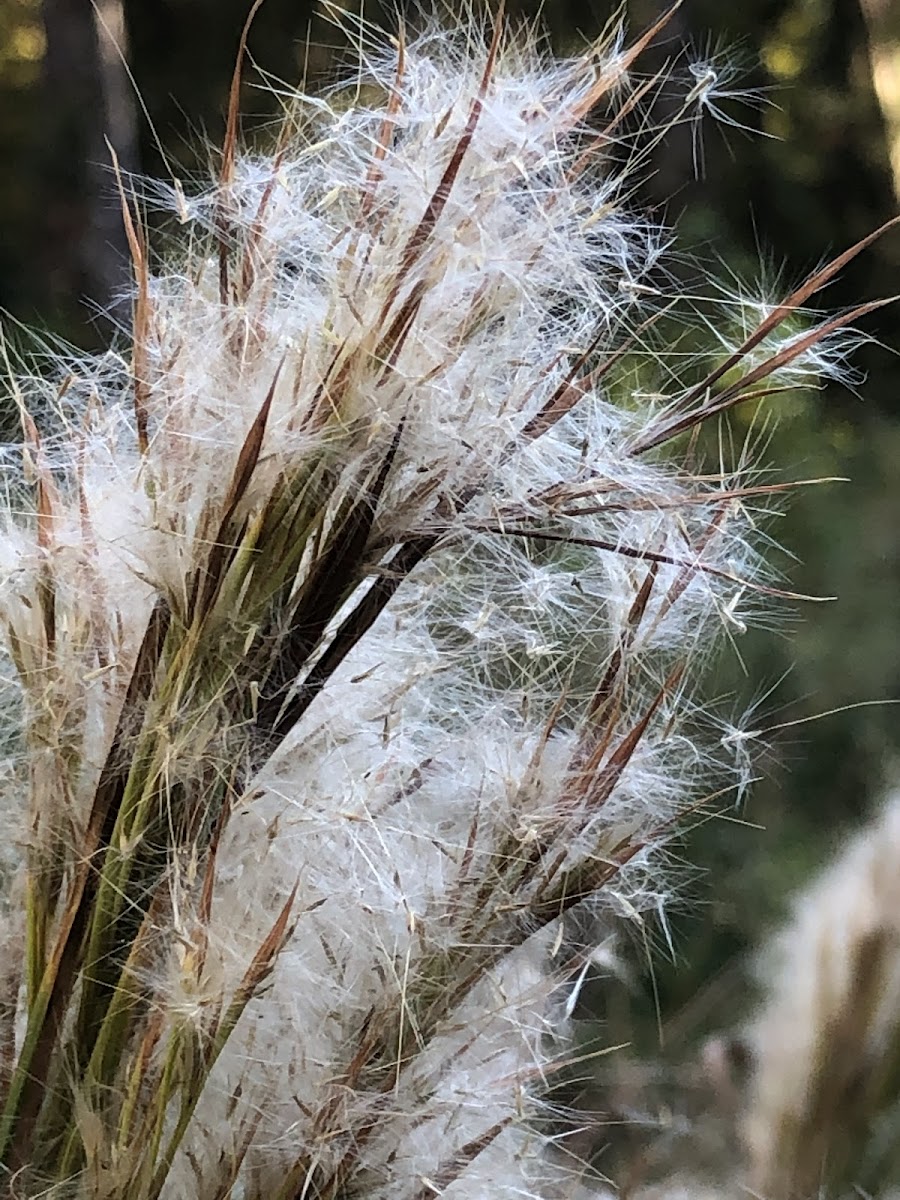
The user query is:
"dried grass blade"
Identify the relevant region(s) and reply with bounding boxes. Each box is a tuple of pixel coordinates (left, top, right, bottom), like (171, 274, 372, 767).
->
(569, 3, 682, 123)
(408, 1119, 512, 1200)
(475, 523, 832, 601)
(215, 0, 267, 303)
(633, 297, 895, 454)
(110, 144, 151, 455)
(386, 3, 503, 307)
(258, 422, 406, 742)
(116, 1010, 164, 1155)
(240, 145, 288, 300)
(530, 835, 643, 927)
(359, 22, 406, 224)
(194, 363, 281, 622)
(582, 562, 657, 731)
(146, 885, 298, 1200)
(273, 535, 433, 736)
(583, 664, 684, 812)
(657, 215, 900, 422)
(520, 328, 607, 440)
(0, 598, 171, 1171)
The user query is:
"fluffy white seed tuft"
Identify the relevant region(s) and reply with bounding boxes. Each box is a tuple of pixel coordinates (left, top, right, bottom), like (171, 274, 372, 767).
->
(0, 10, 863, 1198)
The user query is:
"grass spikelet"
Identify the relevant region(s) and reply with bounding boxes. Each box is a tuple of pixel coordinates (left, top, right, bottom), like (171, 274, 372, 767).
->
(0, 5, 885, 1197)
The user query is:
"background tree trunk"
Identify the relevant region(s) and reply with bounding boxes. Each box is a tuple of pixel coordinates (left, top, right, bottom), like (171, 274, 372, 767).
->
(39, 0, 137, 330)
(859, 0, 900, 199)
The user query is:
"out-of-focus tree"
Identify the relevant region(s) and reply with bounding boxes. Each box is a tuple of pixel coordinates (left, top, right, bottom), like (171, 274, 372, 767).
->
(859, 0, 900, 199)
(122, 0, 318, 185)
(1, 0, 47, 324)
(39, 0, 137, 329)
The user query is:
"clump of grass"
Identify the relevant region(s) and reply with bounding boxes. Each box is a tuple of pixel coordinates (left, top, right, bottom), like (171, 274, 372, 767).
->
(0, 4, 889, 1197)
(744, 791, 900, 1199)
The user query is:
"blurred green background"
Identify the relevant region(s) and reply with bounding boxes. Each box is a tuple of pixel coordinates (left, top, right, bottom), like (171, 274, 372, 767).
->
(1, 0, 898, 1167)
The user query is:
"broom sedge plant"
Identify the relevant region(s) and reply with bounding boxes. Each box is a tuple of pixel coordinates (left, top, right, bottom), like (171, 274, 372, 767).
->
(0, 2, 893, 1196)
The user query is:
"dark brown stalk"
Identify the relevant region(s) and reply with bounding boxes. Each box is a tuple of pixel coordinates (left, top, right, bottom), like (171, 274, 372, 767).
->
(110, 146, 151, 456)
(405, 1120, 512, 1200)
(632, 297, 895, 455)
(379, 2, 504, 323)
(668, 215, 900, 419)
(460, 522, 832, 602)
(253, 421, 406, 745)
(215, 0, 268, 305)
(192, 364, 281, 624)
(269, 534, 435, 743)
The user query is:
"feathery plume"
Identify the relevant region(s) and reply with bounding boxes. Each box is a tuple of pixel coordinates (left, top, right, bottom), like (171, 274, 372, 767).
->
(744, 791, 900, 1199)
(0, 6, 885, 1197)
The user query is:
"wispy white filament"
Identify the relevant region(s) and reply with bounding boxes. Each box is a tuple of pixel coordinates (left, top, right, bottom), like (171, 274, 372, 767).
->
(0, 10, 857, 1198)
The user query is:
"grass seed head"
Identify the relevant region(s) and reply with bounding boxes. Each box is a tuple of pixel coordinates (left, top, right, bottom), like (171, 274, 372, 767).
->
(0, 6, 879, 1197)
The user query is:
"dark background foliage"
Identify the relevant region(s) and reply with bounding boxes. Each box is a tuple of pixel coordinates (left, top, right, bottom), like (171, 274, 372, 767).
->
(1, 0, 898, 1161)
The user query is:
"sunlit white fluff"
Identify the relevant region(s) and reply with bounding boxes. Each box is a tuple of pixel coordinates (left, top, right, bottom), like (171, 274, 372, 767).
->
(0, 9, 854, 1199)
